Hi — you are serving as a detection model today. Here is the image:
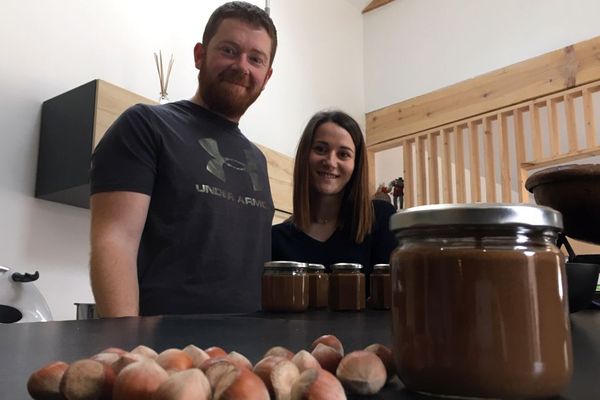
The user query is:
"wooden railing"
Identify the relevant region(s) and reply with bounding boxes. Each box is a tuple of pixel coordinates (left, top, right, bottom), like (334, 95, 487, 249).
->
(370, 80, 600, 208)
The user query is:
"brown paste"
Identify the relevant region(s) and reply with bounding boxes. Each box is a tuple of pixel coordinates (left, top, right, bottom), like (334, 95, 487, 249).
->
(261, 263, 309, 312)
(329, 266, 365, 311)
(369, 265, 391, 310)
(308, 270, 329, 309)
(391, 246, 572, 398)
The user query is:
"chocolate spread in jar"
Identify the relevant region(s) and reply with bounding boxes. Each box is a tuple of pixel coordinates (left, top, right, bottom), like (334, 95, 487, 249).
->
(261, 261, 309, 312)
(329, 263, 365, 311)
(369, 264, 391, 310)
(307, 263, 329, 309)
(390, 203, 572, 399)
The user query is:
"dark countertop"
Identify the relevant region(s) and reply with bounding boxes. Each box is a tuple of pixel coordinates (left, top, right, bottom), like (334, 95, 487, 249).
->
(1, 309, 599, 399)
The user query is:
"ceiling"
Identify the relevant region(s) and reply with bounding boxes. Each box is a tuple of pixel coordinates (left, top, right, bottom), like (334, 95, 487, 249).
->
(343, 0, 372, 11)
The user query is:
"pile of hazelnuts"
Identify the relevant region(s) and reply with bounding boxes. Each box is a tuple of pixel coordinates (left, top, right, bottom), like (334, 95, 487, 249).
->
(27, 334, 396, 399)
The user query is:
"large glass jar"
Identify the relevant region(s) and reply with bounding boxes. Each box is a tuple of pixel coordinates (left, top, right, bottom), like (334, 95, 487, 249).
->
(390, 203, 572, 399)
(261, 261, 309, 312)
(307, 263, 329, 309)
(369, 263, 391, 310)
(329, 263, 365, 311)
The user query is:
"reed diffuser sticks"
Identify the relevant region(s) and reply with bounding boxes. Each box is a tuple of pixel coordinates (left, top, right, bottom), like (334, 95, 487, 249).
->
(154, 50, 174, 102)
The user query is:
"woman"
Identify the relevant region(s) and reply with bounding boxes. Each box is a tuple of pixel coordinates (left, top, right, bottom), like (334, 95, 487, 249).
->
(271, 110, 397, 295)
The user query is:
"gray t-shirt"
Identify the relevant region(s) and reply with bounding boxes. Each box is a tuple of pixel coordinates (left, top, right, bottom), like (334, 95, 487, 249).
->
(91, 100, 274, 315)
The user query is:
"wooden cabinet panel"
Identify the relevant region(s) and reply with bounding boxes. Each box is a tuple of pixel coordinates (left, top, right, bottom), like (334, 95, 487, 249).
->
(36, 79, 294, 222)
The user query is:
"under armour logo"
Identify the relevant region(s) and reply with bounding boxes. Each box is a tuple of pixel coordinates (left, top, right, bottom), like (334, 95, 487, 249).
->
(198, 138, 263, 191)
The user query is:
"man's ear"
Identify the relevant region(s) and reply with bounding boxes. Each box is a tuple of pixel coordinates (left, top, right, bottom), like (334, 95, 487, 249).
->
(193, 43, 204, 70)
(261, 67, 273, 91)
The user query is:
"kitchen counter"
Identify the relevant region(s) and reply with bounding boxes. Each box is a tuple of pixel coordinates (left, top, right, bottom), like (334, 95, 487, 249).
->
(1, 309, 599, 399)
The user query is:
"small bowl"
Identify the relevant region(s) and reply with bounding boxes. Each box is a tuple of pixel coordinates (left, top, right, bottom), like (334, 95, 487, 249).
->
(525, 164, 600, 244)
(565, 261, 600, 313)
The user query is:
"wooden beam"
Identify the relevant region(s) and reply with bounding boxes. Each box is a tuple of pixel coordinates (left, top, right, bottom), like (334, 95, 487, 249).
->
(514, 109, 527, 203)
(499, 113, 511, 202)
(583, 88, 597, 147)
(427, 132, 439, 204)
(366, 35, 600, 147)
(484, 118, 496, 202)
(362, 0, 394, 14)
(468, 121, 481, 203)
(441, 130, 452, 203)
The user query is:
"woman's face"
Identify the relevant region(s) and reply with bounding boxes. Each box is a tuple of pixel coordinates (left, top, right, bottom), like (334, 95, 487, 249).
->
(308, 121, 356, 197)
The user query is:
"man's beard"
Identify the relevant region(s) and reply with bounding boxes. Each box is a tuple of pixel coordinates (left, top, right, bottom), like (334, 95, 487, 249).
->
(199, 62, 264, 120)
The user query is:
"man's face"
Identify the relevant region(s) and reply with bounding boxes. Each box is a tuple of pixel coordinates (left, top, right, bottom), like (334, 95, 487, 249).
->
(195, 18, 273, 121)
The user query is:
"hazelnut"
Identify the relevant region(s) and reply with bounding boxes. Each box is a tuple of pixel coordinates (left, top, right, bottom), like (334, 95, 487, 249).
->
(59, 359, 115, 400)
(291, 350, 321, 372)
(90, 352, 120, 368)
(130, 345, 158, 359)
(227, 351, 253, 370)
(252, 356, 288, 394)
(156, 348, 193, 373)
(336, 350, 386, 395)
(263, 346, 294, 360)
(213, 367, 270, 400)
(290, 368, 346, 400)
(199, 356, 232, 373)
(205, 346, 227, 359)
(271, 359, 300, 400)
(98, 347, 126, 356)
(310, 335, 344, 356)
(152, 368, 211, 400)
(204, 360, 239, 392)
(182, 344, 210, 368)
(27, 360, 69, 400)
(111, 352, 146, 375)
(364, 343, 396, 380)
(311, 343, 342, 374)
(112, 360, 168, 400)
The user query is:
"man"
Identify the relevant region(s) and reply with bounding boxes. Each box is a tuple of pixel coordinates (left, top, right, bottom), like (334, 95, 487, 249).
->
(89, 1, 277, 317)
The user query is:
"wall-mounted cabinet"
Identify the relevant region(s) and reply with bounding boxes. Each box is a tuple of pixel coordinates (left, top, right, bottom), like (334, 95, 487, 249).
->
(35, 79, 293, 222)
(35, 80, 155, 208)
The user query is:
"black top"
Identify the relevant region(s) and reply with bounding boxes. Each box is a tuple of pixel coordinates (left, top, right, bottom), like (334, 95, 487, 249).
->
(90, 101, 274, 316)
(271, 200, 398, 295)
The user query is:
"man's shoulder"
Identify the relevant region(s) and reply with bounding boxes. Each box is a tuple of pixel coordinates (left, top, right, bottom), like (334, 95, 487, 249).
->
(124, 100, 189, 118)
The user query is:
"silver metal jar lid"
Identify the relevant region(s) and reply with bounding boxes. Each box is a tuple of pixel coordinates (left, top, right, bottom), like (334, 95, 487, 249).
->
(390, 203, 563, 232)
(264, 261, 308, 270)
(330, 263, 363, 271)
(373, 264, 390, 271)
(307, 263, 326, 271)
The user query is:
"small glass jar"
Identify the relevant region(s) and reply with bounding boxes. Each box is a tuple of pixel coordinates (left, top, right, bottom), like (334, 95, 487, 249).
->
(307, 263, 329, 309)
(261, 261, 309, 312)
(390, 204, 572, 399)
(329, 263, 365, 311)
(369, 264, 391, 310)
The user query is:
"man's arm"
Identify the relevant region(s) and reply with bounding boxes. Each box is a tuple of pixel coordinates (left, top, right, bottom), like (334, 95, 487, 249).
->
(90, 191, 151, 317)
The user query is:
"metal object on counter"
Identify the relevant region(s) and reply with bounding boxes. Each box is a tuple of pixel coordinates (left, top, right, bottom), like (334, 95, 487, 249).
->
(75, 303, 99, 320)
(525, 163, 600, 244)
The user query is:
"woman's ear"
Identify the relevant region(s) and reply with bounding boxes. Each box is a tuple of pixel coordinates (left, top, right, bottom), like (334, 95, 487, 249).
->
(193, 43, 204, 70)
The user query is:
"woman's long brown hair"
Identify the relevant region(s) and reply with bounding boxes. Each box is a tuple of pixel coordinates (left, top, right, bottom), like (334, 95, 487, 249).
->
(292, 110, 373, 243)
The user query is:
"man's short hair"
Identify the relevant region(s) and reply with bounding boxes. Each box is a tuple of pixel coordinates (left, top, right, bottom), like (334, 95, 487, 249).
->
(203, 1, 278, 66)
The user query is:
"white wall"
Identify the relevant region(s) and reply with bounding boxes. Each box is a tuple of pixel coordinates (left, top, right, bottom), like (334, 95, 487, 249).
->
(366, 0, 600, 187)
(0, 0, 365, 321)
